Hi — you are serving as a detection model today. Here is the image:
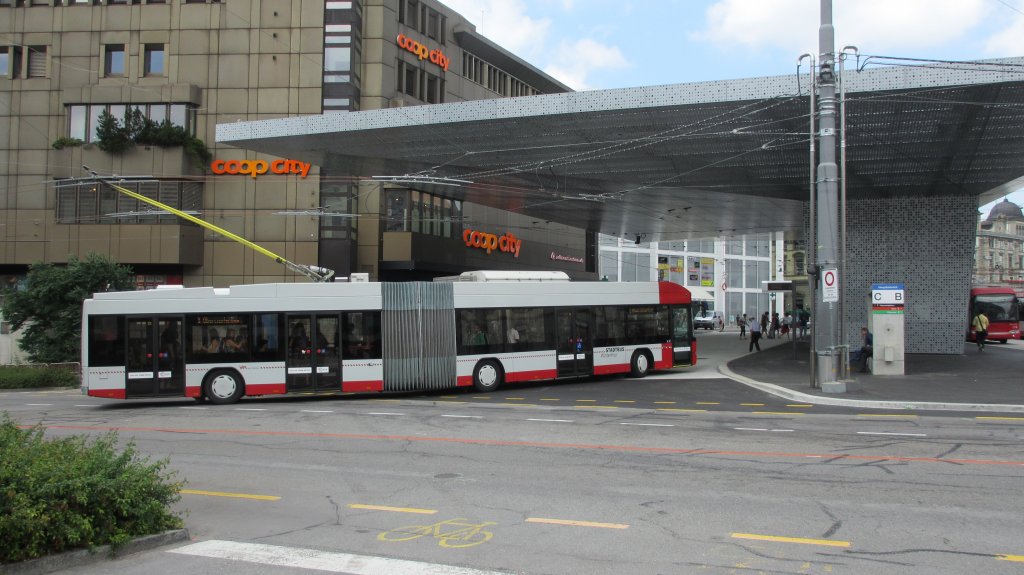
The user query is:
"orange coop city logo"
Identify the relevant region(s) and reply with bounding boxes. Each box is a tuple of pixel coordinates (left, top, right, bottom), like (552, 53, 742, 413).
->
(397, 34, 449, 71)
(210, 159, 312, 179)
(463, 229, 522, 258)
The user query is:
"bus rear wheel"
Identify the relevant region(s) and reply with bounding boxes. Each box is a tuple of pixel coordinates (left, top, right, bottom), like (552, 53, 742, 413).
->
(630, 351, 651, 378)
(203, 369, 245, 405)
(473, 360, 503, 392)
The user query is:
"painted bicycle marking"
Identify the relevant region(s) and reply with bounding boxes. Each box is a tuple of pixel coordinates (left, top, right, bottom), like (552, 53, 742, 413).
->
(378, 517, 496, 548)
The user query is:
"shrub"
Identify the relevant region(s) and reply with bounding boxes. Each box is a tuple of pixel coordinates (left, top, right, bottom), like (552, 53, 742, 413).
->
(0, 365, 79, 389)
(51, 137, 85, 150)
(0, 416, 184, 564)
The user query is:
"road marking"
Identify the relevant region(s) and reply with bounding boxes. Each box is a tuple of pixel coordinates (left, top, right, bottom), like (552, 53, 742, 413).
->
(26, 403, 53, 406)
(539, 398, 560, 401)
(441, 414, 482, 419)
(74, 404, 95, 407)
(236, 408, 267, 411)
(367, 412, 405, 416)
(857, 414, 916, 418)
(976, 416, 1024, 421)
(348, 504, 437, 515)
(857, 431, 927, 437)
(470, 396, 491, 400)
(997, 554, 1024, 562)
(504, 397, 525, 400)
(180, 489, 280, 501)
(439, 396, 458, 399)
(526, 517, 629, 529)
(736, 427, 769, 431)
(575, 399, 596, 402)
(654, 401, 676, 405)
(731, 533, 850, 548)
(741, 403, 765, 406)
(695, 402, 720, 405)
(169, 540, 508, 574)
(527, 418, 573, 423)
(751, 412, 805, 415)
(771, 429, 794, 432)
(620, 422, 674, 427)
(614, 400, 635, 403)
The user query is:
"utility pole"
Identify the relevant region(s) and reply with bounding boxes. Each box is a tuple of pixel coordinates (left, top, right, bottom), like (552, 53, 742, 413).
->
(814, 0, 845, 392)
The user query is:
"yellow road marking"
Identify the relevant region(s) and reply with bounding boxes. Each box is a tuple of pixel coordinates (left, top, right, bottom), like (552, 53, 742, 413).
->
(752, 412, 805, 415)
(974, 415, 1024, 421)
(539, 398, 560, 401)
(614, 400, 635, 403)
(348, 504, 437, 515)
(656, 408, 707, 413)
(180, 489, 280, 501)
(787, 404, 813, 408)
(471, 396, 491, 399)
(857, 414, 916, 418)
(527, 517, 629, 529)
(731, 533, 850, 548)
(575, 399, 597, 402)
(741, 403, 765, 406)
(696, 402, 720, 405)
(997, 554, 1024, 562)
(505, 397, 525, 400)
(654, 401, 676, 404)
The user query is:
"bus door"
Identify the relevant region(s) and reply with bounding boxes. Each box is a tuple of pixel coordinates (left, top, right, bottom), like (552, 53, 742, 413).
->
(671, 305, 694, 365)
(285, 314, 341, 392)
(125, 316, 185, 397)
(556, 308, 593, 378)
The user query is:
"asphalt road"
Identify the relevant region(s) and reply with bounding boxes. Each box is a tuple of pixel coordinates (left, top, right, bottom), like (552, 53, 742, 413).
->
(2, 334, 1022, 574)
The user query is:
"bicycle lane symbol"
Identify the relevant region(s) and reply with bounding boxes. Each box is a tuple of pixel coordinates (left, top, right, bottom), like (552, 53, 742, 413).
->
(378, 517, 496, 548)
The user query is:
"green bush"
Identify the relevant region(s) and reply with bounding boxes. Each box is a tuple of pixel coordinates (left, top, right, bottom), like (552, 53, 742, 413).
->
(51, 137, 85, 150)
(0, 366, 79, 389)
(0, 417, 184, 563)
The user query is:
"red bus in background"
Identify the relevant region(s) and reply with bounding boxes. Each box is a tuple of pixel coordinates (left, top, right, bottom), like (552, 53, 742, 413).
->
(968, 286, 1021, 343)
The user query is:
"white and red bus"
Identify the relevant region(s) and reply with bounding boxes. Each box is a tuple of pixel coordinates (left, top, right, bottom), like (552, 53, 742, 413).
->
(967, 286, 1021, 343)
(81, 273, 696, 404)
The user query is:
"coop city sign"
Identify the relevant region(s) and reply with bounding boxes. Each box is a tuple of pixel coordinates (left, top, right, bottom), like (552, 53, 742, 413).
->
(463, 229, 522, 258)
(210, 159, 312, 179)
(397, 34, 450, 71)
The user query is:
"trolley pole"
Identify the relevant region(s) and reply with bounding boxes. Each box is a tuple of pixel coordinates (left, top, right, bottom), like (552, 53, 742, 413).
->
(813, 0, 845, 392)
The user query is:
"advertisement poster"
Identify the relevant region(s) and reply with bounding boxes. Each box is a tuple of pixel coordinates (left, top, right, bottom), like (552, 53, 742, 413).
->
(700, 257, 715, 287)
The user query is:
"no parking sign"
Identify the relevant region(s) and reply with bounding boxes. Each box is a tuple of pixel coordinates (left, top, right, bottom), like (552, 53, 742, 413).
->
(822, 268, 838, 302)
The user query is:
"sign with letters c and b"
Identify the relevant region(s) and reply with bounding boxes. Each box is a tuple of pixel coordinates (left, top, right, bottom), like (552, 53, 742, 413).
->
(871, 283, 905, 314)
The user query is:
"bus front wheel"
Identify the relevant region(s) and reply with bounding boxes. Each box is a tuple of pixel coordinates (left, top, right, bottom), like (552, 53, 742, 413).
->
(473, 360, 503, 392)
(630, 351, 651, 378)
(203, 369, 245, 405)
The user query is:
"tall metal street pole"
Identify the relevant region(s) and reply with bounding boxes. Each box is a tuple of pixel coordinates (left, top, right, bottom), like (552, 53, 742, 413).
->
(814, 0, 844, 392)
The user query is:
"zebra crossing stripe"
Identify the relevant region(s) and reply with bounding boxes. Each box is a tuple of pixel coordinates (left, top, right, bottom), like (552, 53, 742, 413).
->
(169, 540, 511, 574)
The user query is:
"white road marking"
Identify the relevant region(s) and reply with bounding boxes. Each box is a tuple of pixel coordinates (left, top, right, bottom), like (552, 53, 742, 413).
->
(26, 403, 52, 406)
(527, 418, 573, 423)
(442, 414, 483, 418)
(735, 427, 793, 432)
(74, 404, 95, 407)
(619, 422, 674, 427)
(169, 540, 509, 574)
(856, 431, 927, 437)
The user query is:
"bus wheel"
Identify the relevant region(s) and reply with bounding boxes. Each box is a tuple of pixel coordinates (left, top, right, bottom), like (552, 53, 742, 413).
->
(473, 360, 503, 392)
(630, 351, 651, 378)
(203, 370, 245, 405)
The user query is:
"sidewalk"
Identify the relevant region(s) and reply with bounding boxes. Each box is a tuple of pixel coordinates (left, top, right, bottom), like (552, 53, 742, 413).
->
(721, 336, 1024, 413)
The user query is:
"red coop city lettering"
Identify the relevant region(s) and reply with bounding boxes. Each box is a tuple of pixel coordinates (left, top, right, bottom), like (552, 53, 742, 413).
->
(211, 159, 312, 179)
(463, 229, 522, 258)
(397, 34, 450, 71)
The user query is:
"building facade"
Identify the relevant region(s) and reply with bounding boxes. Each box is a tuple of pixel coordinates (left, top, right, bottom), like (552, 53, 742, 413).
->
(0, 0, 593, 288)
(973, 199, 1024, 289)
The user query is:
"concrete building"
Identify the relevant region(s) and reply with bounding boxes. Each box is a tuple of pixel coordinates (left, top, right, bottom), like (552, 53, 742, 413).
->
(974, 199, 1024, 289)
(0, 0, 588, 288)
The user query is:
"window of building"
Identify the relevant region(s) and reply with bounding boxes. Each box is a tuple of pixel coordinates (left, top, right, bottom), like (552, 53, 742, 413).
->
(67, 103, 196, 143)
(0, 47, 8, 77)
(27, 45, 47, 78)
(143, 44, 165, 76)
(104, 44, 125, 77)
(56, 179, 201, 225)
(324, 47, 350, 72)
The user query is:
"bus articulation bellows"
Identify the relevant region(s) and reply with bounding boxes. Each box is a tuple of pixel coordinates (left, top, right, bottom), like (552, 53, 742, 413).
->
(81, 278, 695, 404)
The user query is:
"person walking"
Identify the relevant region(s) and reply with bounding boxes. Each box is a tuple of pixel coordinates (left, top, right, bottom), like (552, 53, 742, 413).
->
(971, 310, 989, 351)
(748, 314, 762, 352)
(760, 312, 769, 338)
(738, 313, 747, 339)
(769, 312, 780, 339)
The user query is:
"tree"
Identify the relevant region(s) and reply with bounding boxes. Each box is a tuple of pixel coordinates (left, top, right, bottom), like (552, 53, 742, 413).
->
(1, 254, 135, 363)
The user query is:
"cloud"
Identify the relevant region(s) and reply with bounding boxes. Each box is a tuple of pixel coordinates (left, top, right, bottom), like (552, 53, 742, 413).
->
(693, 0, 991, 56)
(985, 11, 1024, 55)
(440, 0, 552, 61)
(544, 38, 629, 91)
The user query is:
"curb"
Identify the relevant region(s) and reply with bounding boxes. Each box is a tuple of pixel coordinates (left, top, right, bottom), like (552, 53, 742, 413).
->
(0, 529, 190, 575)
(718, 364, 1024, 414)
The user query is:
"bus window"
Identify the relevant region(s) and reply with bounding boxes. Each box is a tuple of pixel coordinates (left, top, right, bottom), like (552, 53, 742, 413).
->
(88, 315, 124, 367)
(186, 314, 250, 361)
(343, 311, 382, 359)
(672, 306, 692, 343)
(253, 313, 283, 361)
(458, 309, 504, 354)
(504, 307, 544, 351)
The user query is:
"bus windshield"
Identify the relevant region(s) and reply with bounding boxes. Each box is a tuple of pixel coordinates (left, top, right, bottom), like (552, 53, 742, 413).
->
(975, 294, 1020, 322)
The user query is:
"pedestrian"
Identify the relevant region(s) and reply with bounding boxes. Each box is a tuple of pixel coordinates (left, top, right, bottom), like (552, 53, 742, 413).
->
(748, 314, 762, 352)
(782, 312, 792, 339)
(971, 309, 989, 351)
(769, 312, 780, 339)
(853, 327, 873, 372)
(760, 312, 769, 338)
(738, 313, 747, 338)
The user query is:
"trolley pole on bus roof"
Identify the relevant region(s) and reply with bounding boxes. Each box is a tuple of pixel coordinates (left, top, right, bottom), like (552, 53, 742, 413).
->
(83, 166, 335, 283)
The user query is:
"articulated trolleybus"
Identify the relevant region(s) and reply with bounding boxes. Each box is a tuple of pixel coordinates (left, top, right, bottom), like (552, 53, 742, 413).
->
(82, 272, 696, 404)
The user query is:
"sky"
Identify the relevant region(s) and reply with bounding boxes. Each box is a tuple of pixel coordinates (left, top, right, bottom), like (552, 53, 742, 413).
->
(440, 0, 1024, 217)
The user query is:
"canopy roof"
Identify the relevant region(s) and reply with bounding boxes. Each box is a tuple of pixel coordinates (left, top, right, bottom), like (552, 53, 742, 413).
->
(218, 57, 1024, 242)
